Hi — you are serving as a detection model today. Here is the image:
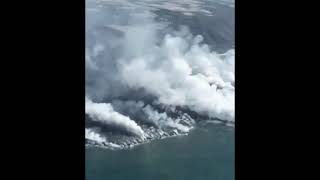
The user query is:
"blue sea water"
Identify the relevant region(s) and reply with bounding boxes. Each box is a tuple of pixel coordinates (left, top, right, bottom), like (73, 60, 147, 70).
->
(86, 123, 234, 180)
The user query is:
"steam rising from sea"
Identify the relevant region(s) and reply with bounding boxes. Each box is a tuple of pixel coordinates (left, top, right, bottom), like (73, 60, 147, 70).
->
(85, 0, 234, 149)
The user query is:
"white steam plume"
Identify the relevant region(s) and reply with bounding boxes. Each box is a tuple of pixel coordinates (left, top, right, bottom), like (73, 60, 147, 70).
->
(142, 104, 193, 133)
(85, 128, 122, 148)
(85, 98, 145, 137)
(85, 128, 106, 144)
(111, 100, 194, 132)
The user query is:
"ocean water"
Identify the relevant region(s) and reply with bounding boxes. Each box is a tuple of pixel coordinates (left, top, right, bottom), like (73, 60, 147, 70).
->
(86, 123, 234, 180)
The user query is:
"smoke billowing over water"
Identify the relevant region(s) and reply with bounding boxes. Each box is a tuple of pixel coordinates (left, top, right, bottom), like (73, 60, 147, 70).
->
(85, 0, 234, 149)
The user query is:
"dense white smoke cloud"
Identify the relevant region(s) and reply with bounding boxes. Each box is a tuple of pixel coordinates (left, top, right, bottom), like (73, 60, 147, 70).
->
(119, 28, 234, 121)
(85, 98, 145, 137)
(86, 17, 234, 122)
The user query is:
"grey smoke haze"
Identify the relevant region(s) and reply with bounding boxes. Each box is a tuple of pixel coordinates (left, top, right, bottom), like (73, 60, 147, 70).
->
(85, 0, 234, 146)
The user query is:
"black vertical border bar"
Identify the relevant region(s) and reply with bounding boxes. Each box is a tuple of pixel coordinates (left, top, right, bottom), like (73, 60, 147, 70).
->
(1, 0, 86, 179)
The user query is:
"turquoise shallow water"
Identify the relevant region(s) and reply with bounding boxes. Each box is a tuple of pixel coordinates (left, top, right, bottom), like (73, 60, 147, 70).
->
(86, 123, 234, 180)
